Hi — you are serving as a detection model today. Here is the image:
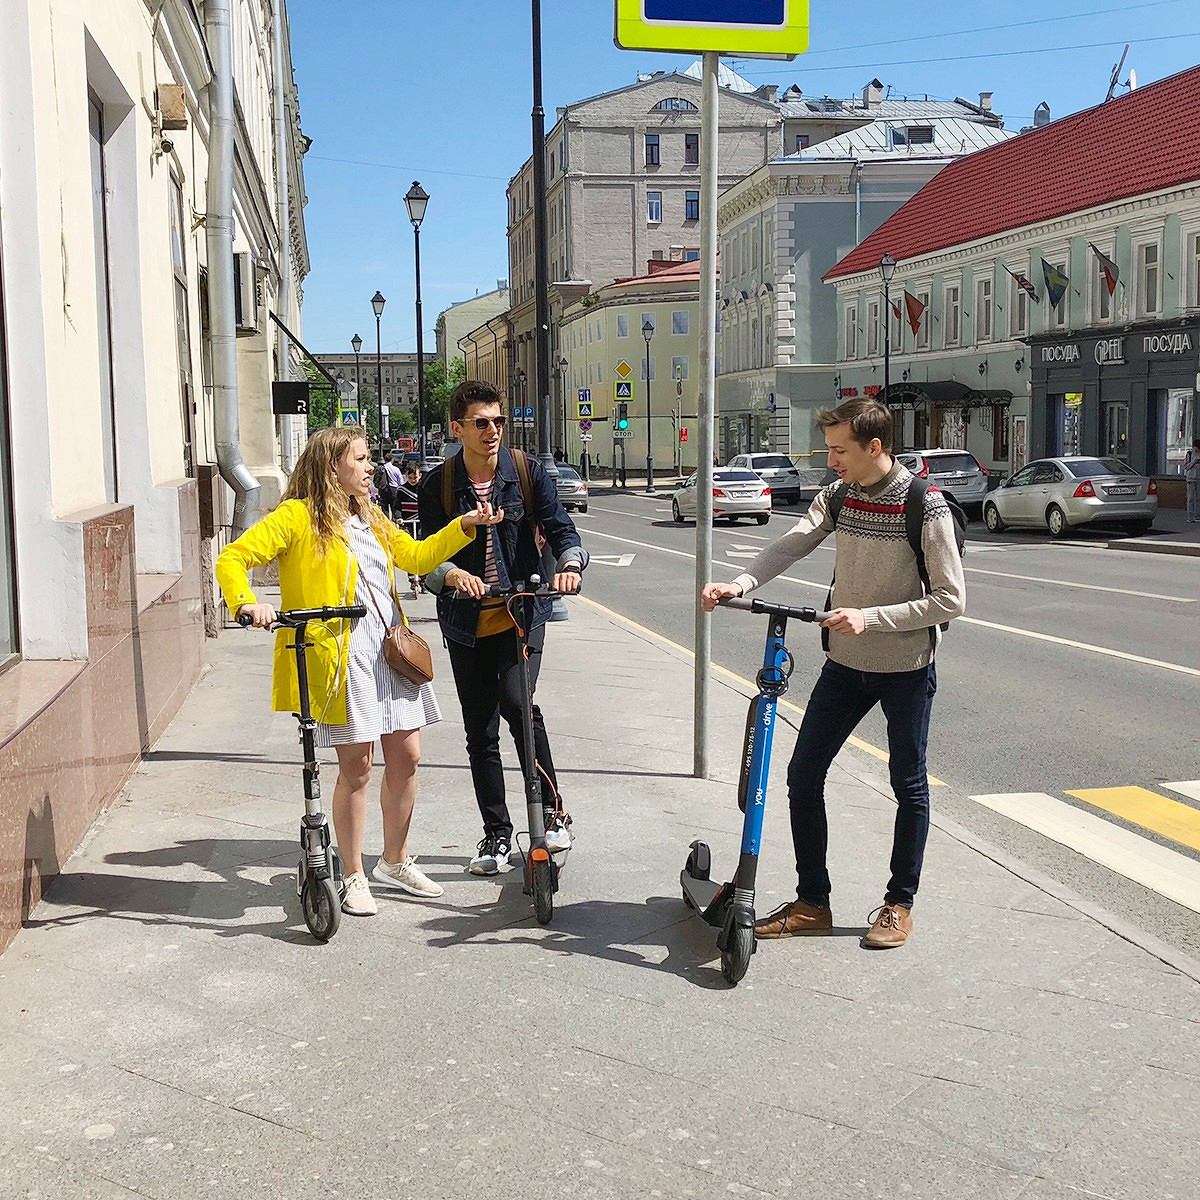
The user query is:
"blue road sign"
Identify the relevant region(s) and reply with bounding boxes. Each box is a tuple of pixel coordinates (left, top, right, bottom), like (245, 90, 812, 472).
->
(340, 409, 360, 427)
(578, 400, 594, 419)
(615, 381, 633, 399)
(643, 0, 784, 22)
(578, 388, 591, 403)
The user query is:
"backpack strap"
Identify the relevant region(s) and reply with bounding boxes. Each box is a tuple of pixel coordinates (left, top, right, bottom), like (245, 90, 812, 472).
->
(511, 447, 535, 514)
(441, 453, 456, 520)
(821, 483, 849, 651)
(904, 476, 939, 652)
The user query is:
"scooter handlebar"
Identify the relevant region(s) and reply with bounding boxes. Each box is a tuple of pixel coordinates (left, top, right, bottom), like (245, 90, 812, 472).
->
(452, 574, 582, 600)
(719, 596, 833, 623)
(237, 605, 368, 629)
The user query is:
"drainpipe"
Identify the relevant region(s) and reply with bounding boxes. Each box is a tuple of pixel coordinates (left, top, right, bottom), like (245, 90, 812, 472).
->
(206, 0, 261, 535)
(853, 159, 862, 246)
(272, 0, 294, 474)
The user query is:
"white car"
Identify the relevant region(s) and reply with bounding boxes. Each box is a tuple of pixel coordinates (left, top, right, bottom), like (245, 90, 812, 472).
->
(672, 469, 771, 525)
(896, 449, 989, 518)
(726, 453, 803, 504)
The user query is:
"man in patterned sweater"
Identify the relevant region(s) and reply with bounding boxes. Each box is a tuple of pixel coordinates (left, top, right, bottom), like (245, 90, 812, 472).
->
(702, 399, 966, 949)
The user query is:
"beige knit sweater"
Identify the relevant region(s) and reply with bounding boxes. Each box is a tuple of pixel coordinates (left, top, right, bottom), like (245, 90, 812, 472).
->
(730, 461, 966, 673)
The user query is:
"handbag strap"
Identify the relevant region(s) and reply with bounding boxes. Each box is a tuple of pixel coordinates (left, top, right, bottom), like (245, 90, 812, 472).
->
(352, 552, 397, 629)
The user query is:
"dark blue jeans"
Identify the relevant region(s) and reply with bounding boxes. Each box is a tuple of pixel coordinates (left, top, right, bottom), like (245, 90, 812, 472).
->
(787, 659, 937, 909)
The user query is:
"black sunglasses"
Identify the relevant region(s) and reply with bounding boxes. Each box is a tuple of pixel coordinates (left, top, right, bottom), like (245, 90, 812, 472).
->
(467, 416, 506, 432)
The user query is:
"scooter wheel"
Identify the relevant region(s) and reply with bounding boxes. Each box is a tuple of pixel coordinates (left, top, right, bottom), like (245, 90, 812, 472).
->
(721, 923, 754, 986)
(301, 875, 341, 942)
(531, 855, 554, 925)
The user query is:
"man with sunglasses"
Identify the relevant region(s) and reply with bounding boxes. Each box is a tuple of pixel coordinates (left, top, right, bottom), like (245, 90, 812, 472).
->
(419, 381, 588, 876)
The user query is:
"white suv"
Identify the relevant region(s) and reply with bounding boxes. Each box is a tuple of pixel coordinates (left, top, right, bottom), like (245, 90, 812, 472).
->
(726, 453, 803, 505)
(896, 449, 988, 518)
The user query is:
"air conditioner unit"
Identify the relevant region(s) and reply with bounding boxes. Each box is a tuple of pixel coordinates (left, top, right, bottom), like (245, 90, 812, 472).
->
(233, 252, 258, 331)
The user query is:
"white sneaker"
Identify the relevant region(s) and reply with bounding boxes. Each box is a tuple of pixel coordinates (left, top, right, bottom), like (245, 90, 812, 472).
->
(340, 871, 377, 916)
(468, 834, 512, 876)
(544, 812, 573, 855)
(372, 855, 444, 898)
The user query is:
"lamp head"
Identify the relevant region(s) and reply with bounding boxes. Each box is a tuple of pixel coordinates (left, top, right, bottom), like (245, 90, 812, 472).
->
(405, 180, 430, 228)
(641, 317, 655, 342)
(351, 334, 363, 354)
(879, 252, 897, 284)
(371, 291, 386, 318)
(978, 361, 987, 376)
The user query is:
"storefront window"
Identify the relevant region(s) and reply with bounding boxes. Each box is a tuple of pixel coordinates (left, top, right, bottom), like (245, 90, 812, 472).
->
(1055, 393, 1084, 456)
(1162, 387, 1193, 476)
(0, 244, 18, 666)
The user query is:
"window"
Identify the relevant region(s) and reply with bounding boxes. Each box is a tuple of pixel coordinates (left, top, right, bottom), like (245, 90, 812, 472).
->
(867, 300, 881, 355)
(1094, 254, 1113, 321)
(844, 304, 858, 358)
(794, 134, 810, 152)
(992, 406, 1010, 462)
(890, 125, 935, 147)
(169, 174, 195, 477)
(944, 284, 961, 347)
(640, 356, 656, 381)
(645, 133, 660, 166)
(1137, 242, 1160, 316)
(975, 277, 993, 342)
(685, 249, 699, 262)
(1008, 271, 1028, 337)
(653, 97, 698, 112)
(684, 190, 700, 221)
(914, 289, 930, 349)
(672, 310, 689, 335)
(549, 151, 555, 177)
(616, 314, 629, 337)
(685, 133, 699, 164)
(641, 313, 656, 337)
(647, 191, 662, 223)
(672, 356, 688, 380)
(595, 319, 603, 341)
(1050, 261, 1069, 328)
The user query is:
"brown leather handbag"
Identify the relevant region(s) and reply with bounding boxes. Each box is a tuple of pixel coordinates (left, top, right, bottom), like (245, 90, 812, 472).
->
(356, 561, 434, 686)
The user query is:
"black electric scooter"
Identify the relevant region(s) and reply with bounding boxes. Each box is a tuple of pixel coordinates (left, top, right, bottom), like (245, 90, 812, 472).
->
(239, 605, 366, 941)
(681, 596, 832, 985)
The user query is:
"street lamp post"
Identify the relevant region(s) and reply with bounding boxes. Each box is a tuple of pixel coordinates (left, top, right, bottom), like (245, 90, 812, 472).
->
(557, 356, 568, 459)
(516, 369, 528, 451)
(371, 291, 385, 447)
(351, 333, 362, 426)
(404, 181, 429, 461)
(529, 0, 556, 475)
(879, 253, 896, 443)
(642, 317, 656, 493)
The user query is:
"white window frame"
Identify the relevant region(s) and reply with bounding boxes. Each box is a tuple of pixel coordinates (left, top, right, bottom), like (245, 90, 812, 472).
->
(1008, 271, 1028, 338)
(647, 191, 662, 224)
(672, 356, 688, 380)
(866, 299, 881, 355)
(1188, 229, 1200, 310)
(914, 288, 930, 350)
(974, 276, 993, 343)
(844, 304, 858, 359)
(1049, 261, 1069, 329)
(616, 314, 629, 338)
(1093, 250, 1113, 323)
(1136, 241, 1160, 317)
(944, 283, 961, 348)
(672, 310, 689, 336)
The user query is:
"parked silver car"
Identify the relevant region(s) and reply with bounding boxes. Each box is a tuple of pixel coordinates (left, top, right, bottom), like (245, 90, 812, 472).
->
(554, 463, 588, 512)
(726, 453, 803, 504)
(982, 456, 1158, 538)
(672, 468, 771, 525)
(896, 449, 989, 517)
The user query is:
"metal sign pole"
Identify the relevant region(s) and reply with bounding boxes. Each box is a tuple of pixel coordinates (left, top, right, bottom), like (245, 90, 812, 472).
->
(694, 50, 719, 780)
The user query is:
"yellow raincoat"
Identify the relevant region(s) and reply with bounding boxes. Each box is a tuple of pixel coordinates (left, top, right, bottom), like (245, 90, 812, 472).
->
(215, 499, 473, 725)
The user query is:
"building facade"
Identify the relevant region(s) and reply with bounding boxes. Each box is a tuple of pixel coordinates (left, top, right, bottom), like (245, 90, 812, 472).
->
(0, 0, 311, 951)
(315, 351, 432, 416)
(826, 65, 1200, 495)
(436, 285, 509, 370)
(716, 116, 1014, 462)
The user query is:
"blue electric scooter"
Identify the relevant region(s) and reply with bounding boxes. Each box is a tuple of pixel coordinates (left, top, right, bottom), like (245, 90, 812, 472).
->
(681, 596, 832, 985)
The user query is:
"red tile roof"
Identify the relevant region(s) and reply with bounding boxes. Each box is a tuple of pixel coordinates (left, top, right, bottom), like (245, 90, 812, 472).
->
(825, 64, 1200, 281)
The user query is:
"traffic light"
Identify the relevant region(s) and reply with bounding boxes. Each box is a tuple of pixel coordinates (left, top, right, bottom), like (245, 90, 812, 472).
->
(679, 428, 688, 443)
(616, 402, 629, 430)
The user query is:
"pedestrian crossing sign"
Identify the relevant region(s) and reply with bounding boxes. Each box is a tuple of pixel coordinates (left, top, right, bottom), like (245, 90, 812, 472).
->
(578, 400, 594, 419)
(340, 409, 360, 427)
(615, 381, 633, 400)
(614, 0, 807, 59)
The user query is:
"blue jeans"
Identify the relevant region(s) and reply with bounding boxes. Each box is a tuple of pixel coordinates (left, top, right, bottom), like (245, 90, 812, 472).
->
(787, 659, 937, 909)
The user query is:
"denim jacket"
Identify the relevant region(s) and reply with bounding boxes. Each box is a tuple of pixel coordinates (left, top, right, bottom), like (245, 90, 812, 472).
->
(418, 448, 587, 647)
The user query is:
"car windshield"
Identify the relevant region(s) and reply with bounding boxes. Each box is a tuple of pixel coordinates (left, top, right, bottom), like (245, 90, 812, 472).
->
(1063, 458, 1136, 478)
(556, 466, 580, 481)
(750, 455, 794, 469)
(925, 453, 979, 473)
(715, 470, 760, 482)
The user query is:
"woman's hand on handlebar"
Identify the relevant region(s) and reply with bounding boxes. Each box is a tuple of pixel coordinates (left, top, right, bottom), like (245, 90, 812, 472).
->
(446, 567, 488, 598)
(700, 581, 743, 612)
(237, 603, 277, 629)
(460, 502, 505, 530)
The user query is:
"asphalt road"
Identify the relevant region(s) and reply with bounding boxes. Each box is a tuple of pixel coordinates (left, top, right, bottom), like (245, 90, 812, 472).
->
(571, 485, 1200, 957)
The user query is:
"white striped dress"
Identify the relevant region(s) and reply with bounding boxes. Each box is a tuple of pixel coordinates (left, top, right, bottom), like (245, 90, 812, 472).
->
(315, 513, 441, 747)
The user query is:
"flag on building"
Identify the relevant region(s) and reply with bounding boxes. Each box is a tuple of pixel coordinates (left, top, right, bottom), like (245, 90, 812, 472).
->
(1090, 244, 1120, 296)
(903, 290, 926, 337)
(889, 297, 903, 323)
(1041, 259, 1069, 309)
(1003, 263, 1041, 304)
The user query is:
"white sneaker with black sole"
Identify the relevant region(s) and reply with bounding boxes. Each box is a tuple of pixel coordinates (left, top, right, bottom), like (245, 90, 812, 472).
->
(468, 834, 513, 876)
(543, 812, 573, 854)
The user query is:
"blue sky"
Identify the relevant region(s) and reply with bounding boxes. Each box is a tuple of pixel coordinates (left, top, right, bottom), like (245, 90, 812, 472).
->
(289, 0, 1200, 355)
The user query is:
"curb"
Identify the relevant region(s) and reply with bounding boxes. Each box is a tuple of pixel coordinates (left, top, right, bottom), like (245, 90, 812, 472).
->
(1107, 538, 1200, 558)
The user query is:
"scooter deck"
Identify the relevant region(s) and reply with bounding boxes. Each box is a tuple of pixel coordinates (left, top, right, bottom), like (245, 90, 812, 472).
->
(680, 873, 727, 923)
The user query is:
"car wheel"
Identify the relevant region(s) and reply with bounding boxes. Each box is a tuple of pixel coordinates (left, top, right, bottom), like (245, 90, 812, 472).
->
(671, 499, 683, 523)
(579, 503, 588, 514)
(756, 513, 770, 526)
(983, 502, 1006, 533)
(1124, 519, 1152, 536)
(1046, 505, 1071, 538)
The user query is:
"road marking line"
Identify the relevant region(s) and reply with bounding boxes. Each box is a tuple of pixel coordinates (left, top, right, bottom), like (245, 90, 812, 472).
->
(963, 567, 1195, 604)
(1066, 786, 1200, 853)
(971, 791, 1200, 914)
(576, 594, 947, 786)
(1164, 780, 1200, 804)
(583, 529, 1200, 678)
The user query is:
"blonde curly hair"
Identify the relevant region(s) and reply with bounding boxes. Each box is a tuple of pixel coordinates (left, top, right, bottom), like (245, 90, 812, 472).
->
(282, 426, 390, 553)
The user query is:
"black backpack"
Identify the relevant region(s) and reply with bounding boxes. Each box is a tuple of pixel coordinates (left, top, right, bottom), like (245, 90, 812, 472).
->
(824, 476, 966, 649)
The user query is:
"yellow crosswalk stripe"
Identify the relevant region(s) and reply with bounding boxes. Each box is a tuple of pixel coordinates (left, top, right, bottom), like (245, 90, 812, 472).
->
(1066, 786, 1200, 854)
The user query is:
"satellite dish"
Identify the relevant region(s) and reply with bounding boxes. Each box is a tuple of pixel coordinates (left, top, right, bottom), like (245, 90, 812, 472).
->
(1127, 68, 1137, 91)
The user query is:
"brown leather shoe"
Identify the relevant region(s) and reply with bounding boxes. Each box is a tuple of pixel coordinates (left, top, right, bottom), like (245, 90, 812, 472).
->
(753, 899, 833, 939)
(862, 902, 913, 948)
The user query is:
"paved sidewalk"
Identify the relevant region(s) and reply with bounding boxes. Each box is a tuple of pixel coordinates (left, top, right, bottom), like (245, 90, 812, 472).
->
(1, 594, 1197, 1200)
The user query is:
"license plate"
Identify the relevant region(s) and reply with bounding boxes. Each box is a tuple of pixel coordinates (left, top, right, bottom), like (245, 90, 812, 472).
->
(1106, 486, 1136, 495)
